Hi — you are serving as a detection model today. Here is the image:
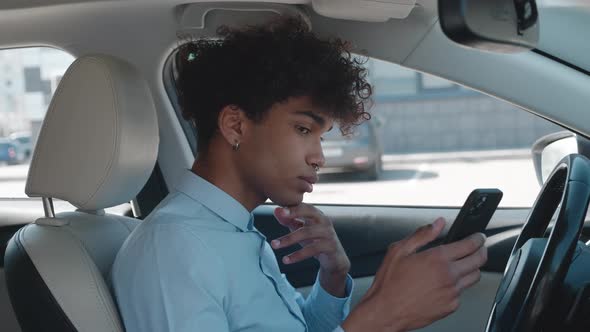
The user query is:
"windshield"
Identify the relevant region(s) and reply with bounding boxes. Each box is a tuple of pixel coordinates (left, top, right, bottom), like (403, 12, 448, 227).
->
(536, 1, 590, 73)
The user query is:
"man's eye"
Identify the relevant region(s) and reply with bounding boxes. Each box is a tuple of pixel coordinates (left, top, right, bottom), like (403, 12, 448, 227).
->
(296, 126, 311, 135)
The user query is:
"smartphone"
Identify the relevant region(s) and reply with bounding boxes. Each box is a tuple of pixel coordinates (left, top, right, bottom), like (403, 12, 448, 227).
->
(443, 188, 503, 244)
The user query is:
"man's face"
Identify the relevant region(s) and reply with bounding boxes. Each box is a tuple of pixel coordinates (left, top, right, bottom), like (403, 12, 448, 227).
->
(239, 96, 334, 207)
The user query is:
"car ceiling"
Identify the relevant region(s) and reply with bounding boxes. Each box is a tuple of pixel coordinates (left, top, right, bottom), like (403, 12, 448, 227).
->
(0, 0, 589, 181)
(0, 0, 587, 69)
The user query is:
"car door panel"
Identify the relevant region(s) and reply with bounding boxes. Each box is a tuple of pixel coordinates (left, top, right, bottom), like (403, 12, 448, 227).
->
(415, 272, 501, 332)
(296, 273, 501, 332)
(253, 205, 529, 287)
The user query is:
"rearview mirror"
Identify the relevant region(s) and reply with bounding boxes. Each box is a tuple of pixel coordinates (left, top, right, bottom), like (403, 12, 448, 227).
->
(532, 132, 590, 186)
(439, 0, 539, 53)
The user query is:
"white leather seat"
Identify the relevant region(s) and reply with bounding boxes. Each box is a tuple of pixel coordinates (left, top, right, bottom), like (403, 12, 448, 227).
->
(3, 54, 159, 332)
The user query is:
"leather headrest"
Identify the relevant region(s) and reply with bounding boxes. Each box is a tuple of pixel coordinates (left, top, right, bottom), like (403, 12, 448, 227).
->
(26, 55, 159, 211)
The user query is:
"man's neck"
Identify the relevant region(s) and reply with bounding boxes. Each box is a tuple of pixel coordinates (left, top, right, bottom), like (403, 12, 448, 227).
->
(191, 157, 264, 212)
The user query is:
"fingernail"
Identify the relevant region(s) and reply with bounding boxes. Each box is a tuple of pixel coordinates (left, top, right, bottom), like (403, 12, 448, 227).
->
(433, 218, 444, 228)
(283, 256, 291, 264)
(294, 217, 306, 225)
(470, 233, 486, 245)
(282, 208, 290, 216)
(272, 240, 280, 248)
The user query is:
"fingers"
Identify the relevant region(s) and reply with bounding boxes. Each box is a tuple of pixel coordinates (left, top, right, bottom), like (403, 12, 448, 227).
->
(281, 241, 332, 264)
(452, 245, 488, 278)
(271, 224, 331, 249)
(457, 269, 482, 291)
(274, 204, 327, 227)
(400, 218, 446, 254)
(273, 207, 305, 231)
(441, 233, 487, 261)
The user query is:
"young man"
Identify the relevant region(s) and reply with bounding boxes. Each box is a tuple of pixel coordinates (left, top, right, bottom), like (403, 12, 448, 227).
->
(112, 17, 487, 332)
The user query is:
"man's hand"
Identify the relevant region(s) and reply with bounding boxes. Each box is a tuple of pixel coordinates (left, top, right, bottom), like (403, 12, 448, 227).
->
(342, 218, 488, 332)
(271, 204, 351, 297)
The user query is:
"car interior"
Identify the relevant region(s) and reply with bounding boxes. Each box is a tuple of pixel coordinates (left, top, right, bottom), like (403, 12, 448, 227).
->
(1, 0, 590, 331)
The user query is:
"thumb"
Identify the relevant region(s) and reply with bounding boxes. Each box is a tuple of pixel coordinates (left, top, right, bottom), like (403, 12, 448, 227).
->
(403, 217, 446, 254)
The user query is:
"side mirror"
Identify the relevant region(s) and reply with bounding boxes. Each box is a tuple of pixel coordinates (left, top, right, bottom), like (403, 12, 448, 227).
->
(438, 0, 539, 53)
(531, 131, 590, 186)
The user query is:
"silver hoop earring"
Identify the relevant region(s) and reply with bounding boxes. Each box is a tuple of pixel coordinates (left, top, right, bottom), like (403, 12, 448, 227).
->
(233, 141, 240, 151)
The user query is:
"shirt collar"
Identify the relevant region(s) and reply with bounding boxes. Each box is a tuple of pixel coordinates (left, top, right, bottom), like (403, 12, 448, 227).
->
(174, 169, 254, 232)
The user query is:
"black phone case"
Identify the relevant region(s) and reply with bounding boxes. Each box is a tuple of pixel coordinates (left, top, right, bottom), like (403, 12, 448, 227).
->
(443, 188, 503, 244)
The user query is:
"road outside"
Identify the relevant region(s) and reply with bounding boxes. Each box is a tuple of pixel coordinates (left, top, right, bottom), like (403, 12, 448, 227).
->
(0, 149, 541, 209)
(306, 149, 540, 208)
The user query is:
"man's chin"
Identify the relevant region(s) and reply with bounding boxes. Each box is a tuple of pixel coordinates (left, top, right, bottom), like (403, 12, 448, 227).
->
(269, 192, 304, 207)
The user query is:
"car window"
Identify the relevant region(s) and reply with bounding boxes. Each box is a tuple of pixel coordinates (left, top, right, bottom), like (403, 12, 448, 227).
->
(0, 47, 131, 215)
(325, 122, 370, 140)
(309, 57, 564, 208)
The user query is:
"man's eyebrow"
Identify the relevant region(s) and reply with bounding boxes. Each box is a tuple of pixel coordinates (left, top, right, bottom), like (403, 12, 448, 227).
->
(293, 110, 333, 131)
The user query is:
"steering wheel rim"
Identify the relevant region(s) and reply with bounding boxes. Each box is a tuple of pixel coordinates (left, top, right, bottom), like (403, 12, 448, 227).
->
(486, 154, 590, 332)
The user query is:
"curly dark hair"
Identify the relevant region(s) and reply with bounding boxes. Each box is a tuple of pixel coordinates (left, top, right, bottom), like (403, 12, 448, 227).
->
(175, 16, 372, 153)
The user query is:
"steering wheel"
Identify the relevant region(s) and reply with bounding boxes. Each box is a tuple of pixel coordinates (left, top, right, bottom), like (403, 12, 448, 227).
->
(486, 154, 590, 331)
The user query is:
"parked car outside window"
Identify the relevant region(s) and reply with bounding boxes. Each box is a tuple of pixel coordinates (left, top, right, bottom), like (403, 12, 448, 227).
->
(0, 138, 25, 165)
(8, 132, 32, 159)
(320, 120, 383, 181)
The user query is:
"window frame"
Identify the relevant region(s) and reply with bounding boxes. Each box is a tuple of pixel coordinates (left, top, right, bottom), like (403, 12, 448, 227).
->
(162, 48, 198, 156)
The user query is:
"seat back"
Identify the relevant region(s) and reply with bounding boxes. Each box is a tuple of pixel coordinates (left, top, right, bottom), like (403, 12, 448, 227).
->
(4, 54, 159, 332)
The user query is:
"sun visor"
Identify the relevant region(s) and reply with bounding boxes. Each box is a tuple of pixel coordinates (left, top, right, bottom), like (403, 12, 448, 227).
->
(178, 3, 311, 34)
(312, 0, 416, 22)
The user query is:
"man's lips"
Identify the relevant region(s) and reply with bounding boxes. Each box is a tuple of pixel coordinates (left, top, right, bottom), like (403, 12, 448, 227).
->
(299, 175, 318, 185)
(298, 175, 318, 193)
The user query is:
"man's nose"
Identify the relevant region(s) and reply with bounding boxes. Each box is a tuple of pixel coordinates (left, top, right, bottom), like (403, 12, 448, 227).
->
(309, 144, 326, 169)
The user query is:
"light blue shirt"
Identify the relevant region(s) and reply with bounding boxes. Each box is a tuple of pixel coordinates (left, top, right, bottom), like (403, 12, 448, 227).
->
(111, 170, 353, 332)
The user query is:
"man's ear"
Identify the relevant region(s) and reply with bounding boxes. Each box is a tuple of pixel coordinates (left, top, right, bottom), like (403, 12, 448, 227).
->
(217, 105, 248, 147)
